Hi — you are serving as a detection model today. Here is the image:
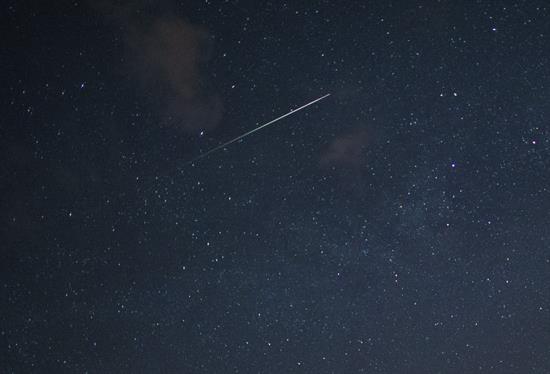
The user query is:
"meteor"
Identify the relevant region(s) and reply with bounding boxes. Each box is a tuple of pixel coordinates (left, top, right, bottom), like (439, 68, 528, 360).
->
(187, 93, 331, 164)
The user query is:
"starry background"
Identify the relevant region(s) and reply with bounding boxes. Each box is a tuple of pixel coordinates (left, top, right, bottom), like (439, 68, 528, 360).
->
(2, 1, 550, 373)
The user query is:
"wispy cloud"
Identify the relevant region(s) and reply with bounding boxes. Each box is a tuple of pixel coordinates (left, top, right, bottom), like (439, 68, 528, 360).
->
(320, 128, 369, 168)
(95, 1, 222, 133)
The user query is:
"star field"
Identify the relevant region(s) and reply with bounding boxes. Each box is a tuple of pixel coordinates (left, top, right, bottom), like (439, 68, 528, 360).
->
(2, 1, 550, 373)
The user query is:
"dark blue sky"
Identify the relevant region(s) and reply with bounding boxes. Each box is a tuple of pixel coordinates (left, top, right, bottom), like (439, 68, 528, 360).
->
(3, 1, 550, 372)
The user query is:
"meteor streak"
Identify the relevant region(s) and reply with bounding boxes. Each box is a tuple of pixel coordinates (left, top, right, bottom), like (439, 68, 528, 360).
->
(188, 93, 331, 164)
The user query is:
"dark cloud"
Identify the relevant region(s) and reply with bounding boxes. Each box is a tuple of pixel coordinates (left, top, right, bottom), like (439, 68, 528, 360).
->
(96, 2, 222, 133)
(319, 128, 370, 169)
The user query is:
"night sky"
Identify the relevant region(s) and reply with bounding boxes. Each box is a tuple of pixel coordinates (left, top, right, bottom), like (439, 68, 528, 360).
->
(3, 1, 550, 373)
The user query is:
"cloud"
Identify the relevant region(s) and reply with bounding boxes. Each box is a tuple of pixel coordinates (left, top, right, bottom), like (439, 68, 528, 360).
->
(319, 128, 369, 168)
(95, 2, 222, 133)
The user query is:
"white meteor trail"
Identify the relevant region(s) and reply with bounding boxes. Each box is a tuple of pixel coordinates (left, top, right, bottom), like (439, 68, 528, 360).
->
(188, 93, 331, 164)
